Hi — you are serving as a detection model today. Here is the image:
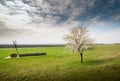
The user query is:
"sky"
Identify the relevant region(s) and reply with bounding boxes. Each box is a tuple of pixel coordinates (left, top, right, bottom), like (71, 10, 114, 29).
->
(0, 0, 120, 44)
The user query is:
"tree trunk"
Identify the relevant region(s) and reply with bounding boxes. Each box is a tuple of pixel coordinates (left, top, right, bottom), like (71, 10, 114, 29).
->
(80, 52, 83, 63)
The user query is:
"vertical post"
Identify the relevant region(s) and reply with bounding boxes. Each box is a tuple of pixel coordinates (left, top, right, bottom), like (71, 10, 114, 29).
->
(13, 40, 19, 54)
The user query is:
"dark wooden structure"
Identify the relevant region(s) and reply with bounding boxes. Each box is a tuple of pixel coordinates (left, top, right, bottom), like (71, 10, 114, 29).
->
(10, 52, 47, 58)
(10, 53, 17, 58)
(19, 52, 47, 57)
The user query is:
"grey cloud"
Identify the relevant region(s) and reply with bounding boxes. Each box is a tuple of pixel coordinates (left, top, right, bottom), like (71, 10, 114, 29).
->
(0, 20, 28, 37)
(0, 0, 120, 25)
(10, 0, 92, 24)
(0, 0, 7, 5)
(0, 0, 96, 24)
(0, 20, 6, 30)
(29, 0, 99, 24)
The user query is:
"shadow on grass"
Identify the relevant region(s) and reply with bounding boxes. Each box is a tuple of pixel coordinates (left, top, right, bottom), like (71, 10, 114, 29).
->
(85, 57, 116, 65)
(64, 56, 117, 67)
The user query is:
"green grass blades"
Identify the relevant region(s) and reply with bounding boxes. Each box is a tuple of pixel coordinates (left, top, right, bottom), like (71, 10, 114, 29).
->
(0, 45, 120, 81)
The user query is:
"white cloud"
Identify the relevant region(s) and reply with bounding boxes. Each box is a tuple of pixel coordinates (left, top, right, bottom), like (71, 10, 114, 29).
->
(0, 0, 120, 44)
(89, 27, 120, 44)
(88, 16, 112, 28)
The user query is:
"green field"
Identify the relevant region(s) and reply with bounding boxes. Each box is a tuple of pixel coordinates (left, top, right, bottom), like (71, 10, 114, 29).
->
(0, 45, 120, 81)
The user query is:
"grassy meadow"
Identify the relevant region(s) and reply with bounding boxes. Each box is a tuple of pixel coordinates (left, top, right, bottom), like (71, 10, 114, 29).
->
(0, 45, 120, 81)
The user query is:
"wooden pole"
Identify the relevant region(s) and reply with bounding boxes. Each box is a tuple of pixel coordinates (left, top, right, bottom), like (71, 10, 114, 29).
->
(13, 40, 19, 54)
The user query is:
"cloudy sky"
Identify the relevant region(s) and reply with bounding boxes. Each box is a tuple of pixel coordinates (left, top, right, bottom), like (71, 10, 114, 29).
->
(0, 0, 120, 44)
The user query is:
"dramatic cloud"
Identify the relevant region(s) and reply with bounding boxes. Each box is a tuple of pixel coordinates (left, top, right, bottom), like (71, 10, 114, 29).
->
(0, 0, 120, 44)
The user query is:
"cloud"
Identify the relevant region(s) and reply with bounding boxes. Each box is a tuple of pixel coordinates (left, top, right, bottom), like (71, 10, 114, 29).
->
(1, 0, 120, 24)
(2, 0, 95, 24)
(90, 27, 120, 44)
(0, 0, 120, 44)
(0, 22, 68, 44)
(0, 20, 25, 36)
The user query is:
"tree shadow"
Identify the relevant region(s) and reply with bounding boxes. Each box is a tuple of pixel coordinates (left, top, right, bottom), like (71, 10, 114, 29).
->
(85, 57, 116, 65)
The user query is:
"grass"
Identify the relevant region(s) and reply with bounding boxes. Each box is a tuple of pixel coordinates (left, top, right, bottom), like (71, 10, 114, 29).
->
(0, 45, 120, 81)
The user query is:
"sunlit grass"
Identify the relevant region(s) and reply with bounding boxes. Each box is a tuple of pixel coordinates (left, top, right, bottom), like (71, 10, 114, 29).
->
(0, 45, 120, 81)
